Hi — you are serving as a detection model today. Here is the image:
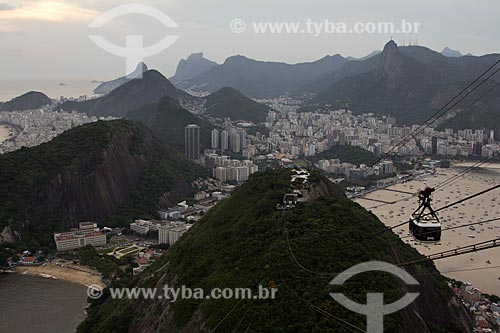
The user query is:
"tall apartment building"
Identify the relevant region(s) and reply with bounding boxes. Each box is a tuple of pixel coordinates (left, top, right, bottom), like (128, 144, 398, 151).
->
(185, 124, 200, 160)
(54, 222, 106, 251)
(158, 222, 191, 246)
(230, 130, 241, 153)
(211, 129, 220, 149)
(220, 130, 229, 151)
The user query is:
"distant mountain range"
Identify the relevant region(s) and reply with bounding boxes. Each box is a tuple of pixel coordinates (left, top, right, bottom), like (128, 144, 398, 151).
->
(1, 91, 51, 111)
(171, 43, 500, 130)
(60, 68, 271, 125)
(307, 41, 500, 128)
(175, 54, 349, 98)
(93, 62, 149, 95)
(0, 120, 202, 246)
(12, 42, 500, 133)
(170, 52, 218, 83)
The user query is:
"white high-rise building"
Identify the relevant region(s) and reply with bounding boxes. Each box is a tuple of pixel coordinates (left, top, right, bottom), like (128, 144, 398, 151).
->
(211, 129, 220, 149)
(221, 130, 229, 151)
(230, 131, 241, 153)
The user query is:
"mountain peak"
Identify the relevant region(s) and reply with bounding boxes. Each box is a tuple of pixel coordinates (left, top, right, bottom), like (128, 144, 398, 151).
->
(187, 52, 205, 59)
(376, 40, 401, 78)
(383, 39, 398, 51)
(1, 91, 51, 111)
(93, 62, 149, 95)
(441, 47, 463, 58)
(88, 69, 181, 117)
(171, 53, 218, 82)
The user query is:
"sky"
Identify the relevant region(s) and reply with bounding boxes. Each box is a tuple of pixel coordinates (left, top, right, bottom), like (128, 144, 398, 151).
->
(0, 0, 499, 81)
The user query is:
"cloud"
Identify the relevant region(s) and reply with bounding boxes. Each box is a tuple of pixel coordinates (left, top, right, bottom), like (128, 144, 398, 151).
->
(0, 1, 98, 23)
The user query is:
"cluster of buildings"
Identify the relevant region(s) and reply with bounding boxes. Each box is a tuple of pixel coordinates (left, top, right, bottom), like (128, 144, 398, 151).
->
(7, 250, 43, 267)
(210, 127, 252, 155)
(261, 108, 499, 159)
(453, 282, 500, 332)
(129, 219, 192, 246)
(0, 109, 112, 154)
(53, 222, 107, 251)
(316, 159, 395, 179)
(205, 153, 258, 182)
(131, 248, 164, 275)
(430, 134, 499, 158)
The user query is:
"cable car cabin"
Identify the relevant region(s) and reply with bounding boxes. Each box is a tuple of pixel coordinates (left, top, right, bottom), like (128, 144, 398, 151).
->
(409, 187, 442, 242)
(409, 218, 441, 242)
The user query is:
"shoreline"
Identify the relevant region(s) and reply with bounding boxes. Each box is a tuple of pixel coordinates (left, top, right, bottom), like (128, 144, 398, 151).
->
(14, 261, 106, 288)
(0, 124, 14, 143)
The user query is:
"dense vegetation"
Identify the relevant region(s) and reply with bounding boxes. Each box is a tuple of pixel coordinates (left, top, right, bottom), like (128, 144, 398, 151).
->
(80, 169, 466, 332)
(308, 145, 378, 166)
(126, 96, 214, 151)
(204, 87, 270, 122)
(0, 120, 202, 249)
(108, 141, 204, 225)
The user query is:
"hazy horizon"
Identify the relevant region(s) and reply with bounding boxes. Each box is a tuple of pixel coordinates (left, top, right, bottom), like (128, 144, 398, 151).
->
(1, 0, 499, 83)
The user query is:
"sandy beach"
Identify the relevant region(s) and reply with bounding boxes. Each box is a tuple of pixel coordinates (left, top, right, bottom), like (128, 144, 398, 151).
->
(15, 261, 106, 288)
(0, 125, 13, 143)
(354, 163, 500, 296)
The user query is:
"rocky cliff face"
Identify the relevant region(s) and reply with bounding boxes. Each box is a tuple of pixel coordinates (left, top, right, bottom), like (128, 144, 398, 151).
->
(37, 127, 155, 228)
(171, 53, 218, 83)
(376, 40, 402, 79)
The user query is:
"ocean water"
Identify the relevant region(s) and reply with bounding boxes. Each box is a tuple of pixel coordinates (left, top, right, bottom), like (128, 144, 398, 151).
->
(0, 273, 88, 333)
(0, 79, 100, 102)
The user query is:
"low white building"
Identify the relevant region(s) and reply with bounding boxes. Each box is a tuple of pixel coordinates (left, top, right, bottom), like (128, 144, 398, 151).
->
(130, 219, 161, 234)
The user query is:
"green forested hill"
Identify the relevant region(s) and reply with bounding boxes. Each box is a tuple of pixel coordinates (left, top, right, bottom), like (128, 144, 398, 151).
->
(309, 145, 378, 166)
(0, 120, 202, 248)
(204, 87, 271, 122)
(126, 96, 214, 151)
(80, 169, 469, 333)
